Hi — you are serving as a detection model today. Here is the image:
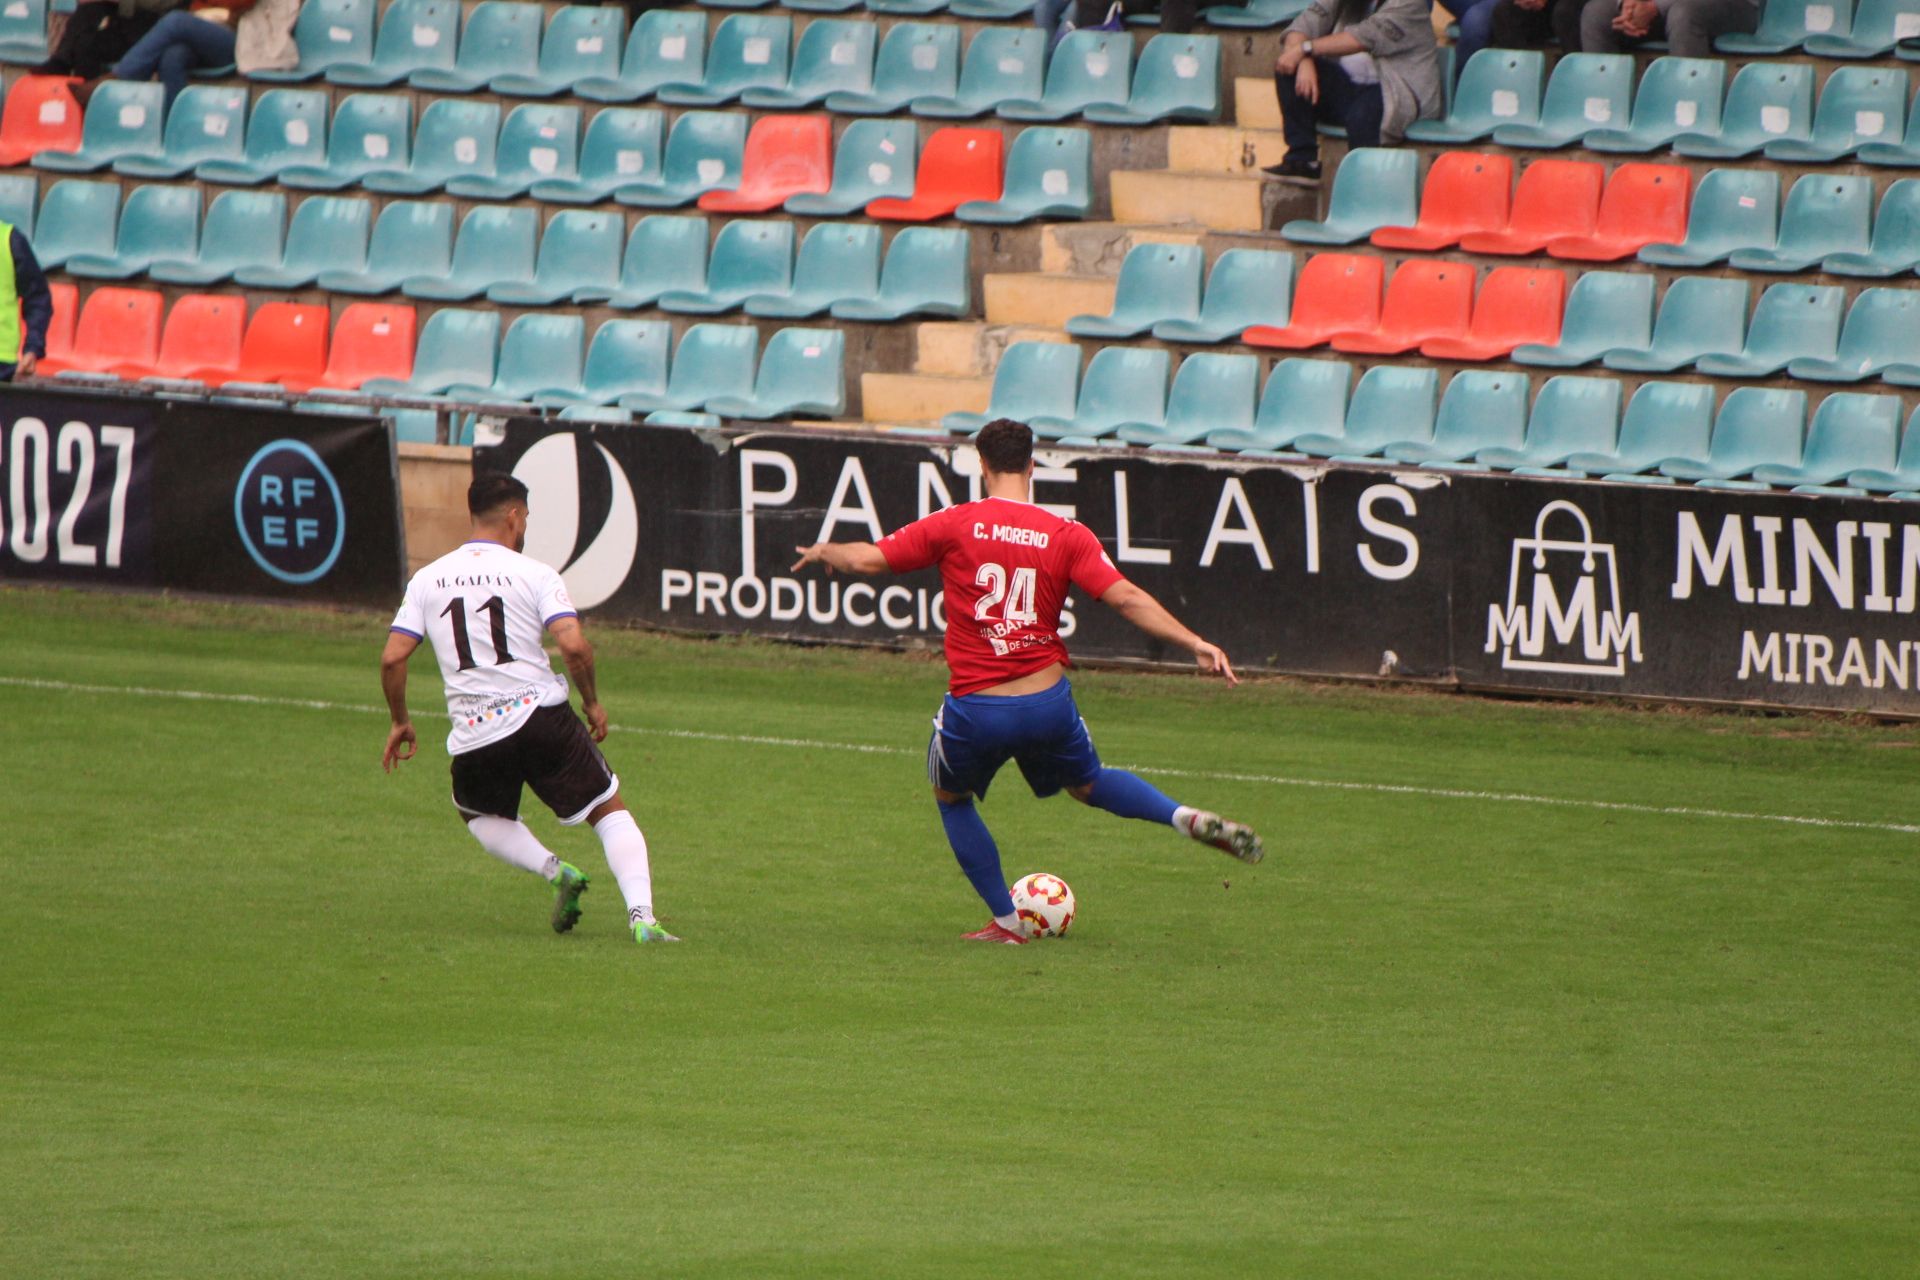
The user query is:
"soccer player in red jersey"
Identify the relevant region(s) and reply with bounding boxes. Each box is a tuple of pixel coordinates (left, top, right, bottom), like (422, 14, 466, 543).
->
(792, 419, 1264, 945)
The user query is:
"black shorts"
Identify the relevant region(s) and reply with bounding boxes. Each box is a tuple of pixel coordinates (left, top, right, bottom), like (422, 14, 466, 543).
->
(450, 703, 618, 826)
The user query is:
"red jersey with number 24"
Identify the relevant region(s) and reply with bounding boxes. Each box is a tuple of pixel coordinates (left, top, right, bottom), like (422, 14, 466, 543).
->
(878, 496, 1126, 696)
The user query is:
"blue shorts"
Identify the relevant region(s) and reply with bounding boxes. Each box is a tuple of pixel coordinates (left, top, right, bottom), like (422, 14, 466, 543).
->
(927, 679, 1103, 802)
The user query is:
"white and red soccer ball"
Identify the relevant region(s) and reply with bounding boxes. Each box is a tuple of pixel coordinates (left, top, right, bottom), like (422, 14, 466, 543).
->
(1012, 873, 1076, 939)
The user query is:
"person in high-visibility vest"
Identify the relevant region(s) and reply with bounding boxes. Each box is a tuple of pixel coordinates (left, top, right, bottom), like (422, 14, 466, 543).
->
(0, 221, 52, 382)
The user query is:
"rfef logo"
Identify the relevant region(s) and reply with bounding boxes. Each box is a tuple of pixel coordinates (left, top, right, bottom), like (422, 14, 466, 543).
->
(234, 439, 346, 584)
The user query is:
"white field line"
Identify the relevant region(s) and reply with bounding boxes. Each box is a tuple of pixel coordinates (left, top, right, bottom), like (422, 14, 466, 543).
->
(3, 675, 1917, 837)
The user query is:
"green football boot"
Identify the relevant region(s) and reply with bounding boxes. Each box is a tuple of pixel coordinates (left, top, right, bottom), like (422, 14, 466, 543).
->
(550, 862, 590, 934)
(633, 920, 681, 944)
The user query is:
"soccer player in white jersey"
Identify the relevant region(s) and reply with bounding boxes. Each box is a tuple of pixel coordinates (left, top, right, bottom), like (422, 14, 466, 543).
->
(379, 473, 678, 943)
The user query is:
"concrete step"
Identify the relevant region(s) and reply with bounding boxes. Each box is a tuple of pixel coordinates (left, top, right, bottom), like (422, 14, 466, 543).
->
(915, 322, 1074, 378)
(1168, 125, 1289, 175)
(1038, 221, 1206, 276)
(982, 271, 1116, 327)
(1110, 168, 1275, 232)
(861, 371, 992, 426)
(1234, 77, 1283, 131)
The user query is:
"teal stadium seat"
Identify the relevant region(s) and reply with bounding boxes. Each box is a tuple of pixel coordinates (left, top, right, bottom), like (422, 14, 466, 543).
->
(1765, 66, 1907, 162)
(1658, 388, 1806, 482)
(1562, 381, 1715, 477)
(574, 214, 709, 309)
(1117, 353, 1260, 446)
(1030, 347, 1170, 440)
(705, 327, 845, 419)
(957, 126, 1090, 223)
(148, 190, 285, 284)
(697, 114, 832, 213)
(1206, 358, 1349, 452)
(279, 93, 411, 190)
(534, 320, 672, 408)
(1674, 63, 1813, 158)
(1639, 168, 1778, 267)
(1406, 50, 1545, 144)
(487, 210, 622, 307)
(1154, 249, 1293, 343)
(0, 171, 35, 232)
(1083, 34, 1221, 124)
(401, 204, 536, 300)
(1291, 365, 1438, 459)
(37, 81, 163, 173)
(999, 30, 1131, 121)
(1585, 57, 1725, 153)
(115, 85, 246, 179)
(317, 200, 454, 294)
(830, 226, 970, 320)
(785, 119, 916, 215)
(867, 0, 949, 16)
(658, 218, 793, 314)
(914, 27, 1043, 119)
(1067, 243, 1204, 339)
(1603, 276, 1749, 372)
(1380, 370, 1527, 465)
(196, 89, 329, 185)
(530, 108, 662, 204)
(1846, 404, 1920, 490)
(361, 99, 499, 194)
(413, 1, 541, 92)
(364, 307, 499, 396)
(445, 313, 584, 404)
(1752, 392, 1901, 486)
(619, 323, 760, 414)
(658, 14, 790, 106)
(741, 19, 874, 109)
(744, 222, 882, 318)
(251, 0, 375, 82)
(1808, 0, 1920, 54)
(1728, 174, 1872, 272)
(943, 341, 1080, 434)
(1787, 289, 1920, 383)
(578, 9, 706, 103)
(235, 195, 370, 287)
(1513, 271, 1653, 369)
(446, 103, 578, 199)
(1718, 0, 1848, 52)
(1858, 89, 1920, 165)
(615, 110, 746, 207)
(1491, 54, 1633, 149)
(1282, 148, 1418, 244)
(328, 0, 458, 87)
(827, 24, 958, 115)
(1827, 179, 1920, 276)
(950, 0, 1037, 14)
(0, 0, 49, 63)
(1478, 376, 1624, 470)
(66, 183, 198, 280)
(1696, 284, 1843, 378)
(31, 179, 119, 270)
(1204, 0, 1312, 27)
(788, 0, 862, 12)
(492, 6, 625, 98)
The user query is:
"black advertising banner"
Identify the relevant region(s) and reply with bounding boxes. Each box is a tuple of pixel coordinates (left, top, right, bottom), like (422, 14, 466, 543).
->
(0, 386, 403, 604)
(477, 420, 1920, 717)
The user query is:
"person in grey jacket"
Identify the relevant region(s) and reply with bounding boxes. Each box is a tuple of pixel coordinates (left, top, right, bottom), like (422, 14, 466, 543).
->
(1573, 0, 1759, 56)
(1265, 0, 1442, 182)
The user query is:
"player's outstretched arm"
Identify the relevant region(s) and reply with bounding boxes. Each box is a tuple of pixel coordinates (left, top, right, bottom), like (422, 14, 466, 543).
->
(547, 616, 609, 742)
(1098, 580, 1238, 686)
(379, 630, 420, 771)
(790, 541, 891, 575)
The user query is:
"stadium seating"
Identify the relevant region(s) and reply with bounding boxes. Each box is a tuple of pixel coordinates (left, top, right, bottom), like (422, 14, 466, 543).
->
(1152, 249, 1294, 344)
(280, 94, 413, 190)
(126, 293, 247, 384)
(658, 13, 791, 106)
(148, 190, 285, 285)
(1291, 365, 1437, 459)
(1562, 381, 1716, 478)
(1656, 388, 1806, 486)
(913, 27, 1044, 118)
(489, 210, 624, 306)
(36, 82, 163, 174)
(619, 323, 759, 414)
(1244, 253, 1384, 350)
(1718, 0, 1848, 53)
(1204, 358, 1350, 453)
(1491, 54, 1633, 150)
(252, 0, 377, 83)
(943, 340, 1080, 434)
(705, 327, 846, 419)
(1118, 352, 1260, 446)
(1674, 63, 1813, 158)
(402, 204, 535, 300)
(744, 222, 882, 318)
(307, 302, 417, 391)
(196, 90, 330, 185)
(1479, 376, 1625, 470)
(236, 195, 371, 288)
(826, 23, 959, 115)
(1407, 50, 1546, 144)
(830, 225, 970, 320)
(614, 110, 746, 206)
(1067, 243, 1204, 339)
(1697, 284, 1844, 377)
(1639, 168, 1779, 267)
(1846, 406, 1920, 491)
(1371, 152, 1512, 251)
(578, 9, 708, 102)
(574, 214, 708, 308)
(1787, 289, 1920, 383)
(1458, 160, 1603, 255)
(1423, 267, 1565, 362)
(699, 114, 831, 212)
(0, 0, 49, 63)
(1826, 180, 1920, 276)
(659, 217, 793, 313)
(866, 127, 1001, 220)
(785, 119, 917, 214)
(444, 103, 579, 199)
(0, 171, 34, 232)
(1808, 0, 1920, 55)
(66, 183, 198, 280)
(1727, 174, 1873, 272)
(532, 319, 671, 408)
(224, 302, 331, 389)
(40, 286, 161, 378)
(413, 1, 542, 92)
(999, 31, 1132, 121)
(1751, 392, 1902, 486)
(444, 312, 585, 403)
(1328, 259, 1473, 356)
(1546, 163, 1690, 261)
(1282, 148, 1418, 245)
(1585, 58, 1726, 153)
(524, 108, 660, 204)
(329, 0, 460, 87)
(32, 179, 118, 269)
(740, 19, 875, 109)
(1859, 92, 1920, 165)
(0, 76, 81, 166)
(957, 126, 1091, 223)
(1380, 370, 1529, 466)
(1514, 271, 1654, 369)
(1030, 346, 1170, 440)
(1202, 0, 1311, 26)
(1083, 34, 1221, 124)
(364, 306, 498, 396)
(493, 5, 625, 98)
(1764, 66, 1909, 162)
(1603, 277, 1750, 373)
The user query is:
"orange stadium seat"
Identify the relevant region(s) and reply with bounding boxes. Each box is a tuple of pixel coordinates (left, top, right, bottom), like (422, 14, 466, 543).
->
(222, 301, 331, 389)
(0, 75, 83, 167)
(1547, 163, 1692, 262)
(1457, 158, 1603, 256)
(698, 115, 832, 213)
(1329, 259, 1474, 356)
(1422, 267, 1567, 361)
(1242, 253, 1384, 350)
(41, 281, 77, 363)
(37, 285, 162, 376)
(311, 302, 418, 391)
(121, 293, 247, 382)
(865, 127, 1001, 222)
(1371, 152, 1512, 252)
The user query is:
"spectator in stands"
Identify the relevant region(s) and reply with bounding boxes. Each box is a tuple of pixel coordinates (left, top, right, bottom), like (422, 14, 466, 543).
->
(1572, 0, 1759, 54)
(1068, 0, 1199, 35)
(1265, 0, 1441, 182)
(1036, 0, 1074, 47)
(33, 0, 181, 81)
(95, 0, 296, 105)
(1484, 0, 1584, 55)
(1447, 0, 1503, 86)
(0, 223, 54, 382)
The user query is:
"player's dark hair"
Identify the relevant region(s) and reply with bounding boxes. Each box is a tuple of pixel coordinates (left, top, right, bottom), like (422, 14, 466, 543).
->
(468, 472, 530, 518)
(975, 419, 1034, 476)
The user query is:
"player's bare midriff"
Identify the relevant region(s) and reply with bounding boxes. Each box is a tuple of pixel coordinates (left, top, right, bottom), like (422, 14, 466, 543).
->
(975, 662, 1066, 698)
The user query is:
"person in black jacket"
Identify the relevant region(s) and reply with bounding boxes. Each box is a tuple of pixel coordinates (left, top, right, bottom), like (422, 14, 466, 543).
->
(0, 224, 55, 381)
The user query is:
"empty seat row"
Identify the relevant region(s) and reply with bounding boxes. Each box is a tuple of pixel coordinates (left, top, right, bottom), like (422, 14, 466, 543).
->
(1413, 51, 1920, 164)
(1644, 172, 1920, 277)
(1718, 0, 1920, 59)
(27, 180, 975, 319)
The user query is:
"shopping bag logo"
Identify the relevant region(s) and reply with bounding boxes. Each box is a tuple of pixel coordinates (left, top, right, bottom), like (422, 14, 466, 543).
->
(1486, 500, 1643, 676)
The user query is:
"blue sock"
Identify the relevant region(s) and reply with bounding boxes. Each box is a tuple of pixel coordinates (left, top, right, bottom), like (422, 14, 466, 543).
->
(937, 798, 1015, 918)
(1083, 768, 1181, 826)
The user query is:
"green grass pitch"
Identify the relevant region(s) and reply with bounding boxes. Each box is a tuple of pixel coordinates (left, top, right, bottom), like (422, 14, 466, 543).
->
(2, 586, 1916, 1278)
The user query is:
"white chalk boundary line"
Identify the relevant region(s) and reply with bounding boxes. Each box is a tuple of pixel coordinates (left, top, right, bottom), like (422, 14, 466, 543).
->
(4, 675, 1917, 837)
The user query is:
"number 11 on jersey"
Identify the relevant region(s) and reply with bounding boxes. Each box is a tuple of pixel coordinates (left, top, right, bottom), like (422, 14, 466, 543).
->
(440, 595, 516, 671)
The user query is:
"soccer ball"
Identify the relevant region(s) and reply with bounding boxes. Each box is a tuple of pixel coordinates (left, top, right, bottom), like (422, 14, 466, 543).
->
(1011, 873, 1076, 939)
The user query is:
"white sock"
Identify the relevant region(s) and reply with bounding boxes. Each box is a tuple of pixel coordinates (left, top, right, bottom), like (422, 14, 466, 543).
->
(993, 913, 1022, 932)
(592, 810, 656, 925)
(467, 816, 561, 881)
(1172, 806, 1200, 838)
